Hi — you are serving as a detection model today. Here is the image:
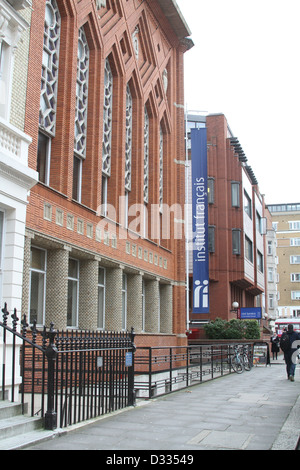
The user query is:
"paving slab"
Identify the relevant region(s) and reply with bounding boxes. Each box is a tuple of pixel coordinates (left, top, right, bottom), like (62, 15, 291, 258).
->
(23, 358, 300, 451)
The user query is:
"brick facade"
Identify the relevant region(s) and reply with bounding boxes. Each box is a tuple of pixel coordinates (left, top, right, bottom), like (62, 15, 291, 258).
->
(187, 113, 267, 330)
(23, 0, 192, 348)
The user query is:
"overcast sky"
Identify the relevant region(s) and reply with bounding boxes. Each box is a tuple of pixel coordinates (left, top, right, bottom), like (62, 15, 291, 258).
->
(176, 0, 300, 205)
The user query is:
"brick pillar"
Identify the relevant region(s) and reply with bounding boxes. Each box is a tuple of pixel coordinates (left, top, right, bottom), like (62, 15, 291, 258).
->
(45, 247, 69, 329)
(21, 231, 32, 316)
(159, 283, 173, 334)
(79, 258, 98, 330)
(127, 272, 143, 333)
(105, 266, 123, 331)
(145, 278, 159, 333)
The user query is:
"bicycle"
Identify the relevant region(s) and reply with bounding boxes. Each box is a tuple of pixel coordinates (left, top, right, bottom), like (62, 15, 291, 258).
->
(230, 345, 244, 374)
(242, 345, 253, 371)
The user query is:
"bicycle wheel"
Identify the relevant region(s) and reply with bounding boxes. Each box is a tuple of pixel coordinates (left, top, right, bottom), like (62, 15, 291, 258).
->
(243, 354, 252, 371)
(231, 356, 244, 374)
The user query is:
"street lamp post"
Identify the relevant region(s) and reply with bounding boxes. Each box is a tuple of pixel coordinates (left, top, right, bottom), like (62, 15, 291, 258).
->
(231, 301, 239, 318)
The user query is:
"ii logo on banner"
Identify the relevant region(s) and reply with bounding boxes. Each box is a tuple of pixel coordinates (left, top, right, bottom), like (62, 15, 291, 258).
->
(194, 280, 209, 309)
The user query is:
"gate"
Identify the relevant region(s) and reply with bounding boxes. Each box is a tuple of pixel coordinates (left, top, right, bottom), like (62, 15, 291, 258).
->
(0, 303, 136, 430)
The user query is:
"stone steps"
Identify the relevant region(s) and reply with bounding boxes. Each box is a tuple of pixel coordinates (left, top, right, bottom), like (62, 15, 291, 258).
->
(0, 400, 55, 450)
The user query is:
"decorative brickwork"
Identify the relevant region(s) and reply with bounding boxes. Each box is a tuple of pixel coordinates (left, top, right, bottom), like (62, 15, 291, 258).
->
(23, 0, 191, 347)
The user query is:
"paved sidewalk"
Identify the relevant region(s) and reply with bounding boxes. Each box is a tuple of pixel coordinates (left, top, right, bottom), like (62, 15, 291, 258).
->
(25, 358, 300, 451)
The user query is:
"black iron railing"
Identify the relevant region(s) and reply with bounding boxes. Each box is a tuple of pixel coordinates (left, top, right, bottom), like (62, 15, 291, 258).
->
(0, 303, 136, 430)
(134, 343, 254, 399)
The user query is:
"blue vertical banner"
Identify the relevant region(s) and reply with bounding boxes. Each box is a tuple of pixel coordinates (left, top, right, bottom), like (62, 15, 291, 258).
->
(191, 128, 209, 314)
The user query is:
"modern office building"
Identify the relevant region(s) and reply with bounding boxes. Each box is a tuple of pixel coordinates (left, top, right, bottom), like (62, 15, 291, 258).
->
(186, 113, 268, 333)
(21, 0, 193, 349)
(267, 203, 300, 319)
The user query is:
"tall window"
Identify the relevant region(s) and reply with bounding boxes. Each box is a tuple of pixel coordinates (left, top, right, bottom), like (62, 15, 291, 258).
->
(102, 58, 113, 212)
(208, 226, 215, 253)
(29, 247, 47, 325)
(231, 182, 240, 207)
(97, 267, 106, 329)
(245, 236, 253, 262)
(244, 191, 252, 219)
(125, 84, 132, 192)
(73, 27, 89, 201)
(267, 240, 273, 255)
(124, 84, 132, 227)
(67, 258, 79, 327)
(159, 126, 163, 212)
(208, 178, 215, 204)
(232, 229, 241, 255)
(257, 251, 263, 273)
(268, 267, 274, 282)
(144, 106, 149, 205)
(256, 212, 262, 234)
(38, 0, 61, 184)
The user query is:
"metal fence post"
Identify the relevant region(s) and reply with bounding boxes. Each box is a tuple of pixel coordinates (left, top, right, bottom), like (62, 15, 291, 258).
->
(1, 303, 9, 401)
(45, 323, 58, 430)
(128, 328, 136, 406)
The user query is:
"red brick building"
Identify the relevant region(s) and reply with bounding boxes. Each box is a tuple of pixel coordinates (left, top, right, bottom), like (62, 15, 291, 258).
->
(22, 0, 193, 349)
(187, 113, 268, 332)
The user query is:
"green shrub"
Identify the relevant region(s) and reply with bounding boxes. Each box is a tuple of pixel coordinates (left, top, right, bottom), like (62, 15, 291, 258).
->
(204, 317, 260, 340)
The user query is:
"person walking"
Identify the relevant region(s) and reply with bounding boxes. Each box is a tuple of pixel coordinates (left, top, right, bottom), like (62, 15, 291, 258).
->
(270, 333, 280, 360)
(280, 324, 300, 381)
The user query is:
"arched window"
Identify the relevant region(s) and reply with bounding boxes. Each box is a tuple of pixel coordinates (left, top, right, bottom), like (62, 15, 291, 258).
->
(73, 27, 90, 201)
(125, 84, 132, 192)
(74, 27, 89, 158)
(143, 106, 149, 204)
(38, 0, 61, 184)
(101, 58, 113, 214)
(102, 58, 113, 177)
(39, 0, 61, 135)
(159, 125, 163, 212)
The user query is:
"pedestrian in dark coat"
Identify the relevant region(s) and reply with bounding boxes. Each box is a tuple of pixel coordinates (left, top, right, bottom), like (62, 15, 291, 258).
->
(283, 324, 300, 381)
(270, 333, 280, 360)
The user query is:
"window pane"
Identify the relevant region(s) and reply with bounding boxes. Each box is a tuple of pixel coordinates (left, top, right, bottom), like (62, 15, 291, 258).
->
(232, 229, 241, 255)
(208, 226, 215, 253)
(37, 132, 49, 183)
(231, 182, 240, 207)
(98, 267, 105, 285)
(68, 258, 78, 278)
(30, 271, 45, 324)
(67, 279, 78, 327)
(245, 236, 253, 262)
(97, 286, 104, 329)
(208, 178, 214, 204)
(72, 156, 81, 201)
(257, 251, 263, 272)
(31, 247, 45, 271)
(244, 191, 252, 218)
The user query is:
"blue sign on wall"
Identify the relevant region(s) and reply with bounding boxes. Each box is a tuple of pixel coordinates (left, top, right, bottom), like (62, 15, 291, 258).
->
(125, 352, 133, 367)
(239, 307, 262, 320)
(191, 128, 209, 314)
